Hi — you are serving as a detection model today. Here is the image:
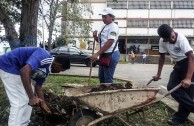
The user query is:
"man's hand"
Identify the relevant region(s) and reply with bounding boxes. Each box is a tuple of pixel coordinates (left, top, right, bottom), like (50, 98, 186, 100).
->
(40, 101, 51, 114)
(29, 97, 43, 107)
(182, 78, 191, 88)
(90, 53, 98, 63)
(152, 75, 161, 81)
(93, 30, 98, 38)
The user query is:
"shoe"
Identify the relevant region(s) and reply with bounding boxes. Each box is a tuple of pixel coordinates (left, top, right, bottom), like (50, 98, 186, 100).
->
(167, 117, 185, 125)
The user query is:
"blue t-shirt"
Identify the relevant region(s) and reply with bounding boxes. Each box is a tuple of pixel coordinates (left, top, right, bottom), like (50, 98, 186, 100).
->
(0, 47, 53, 85)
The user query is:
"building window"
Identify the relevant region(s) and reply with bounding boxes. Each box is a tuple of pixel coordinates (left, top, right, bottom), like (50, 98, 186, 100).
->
(150, 38, 160, 44)
(127, 20, 148, 28)
(150, 1, 171, 9)
(172, 20, 193, 28)
(149, 20, 170, 28)
(173, 1, 194, 9)
(107, 1, 127, 9)
(128, 1, 148, 9)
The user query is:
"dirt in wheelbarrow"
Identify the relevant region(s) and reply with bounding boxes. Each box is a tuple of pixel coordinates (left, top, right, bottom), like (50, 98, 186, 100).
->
(88, 82, 133, 92)
(28, 87, 193, 126)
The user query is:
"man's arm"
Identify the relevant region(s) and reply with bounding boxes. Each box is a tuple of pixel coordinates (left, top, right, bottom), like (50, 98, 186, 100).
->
(90, 39, 113, 62)
(96, 39, 113, 56)
(182, 52, 194, 88)
(20, 64, 43, 106)
(35, 84, 45, 101)
(35, 84, 51, 113)
(153, 53, 165, 80)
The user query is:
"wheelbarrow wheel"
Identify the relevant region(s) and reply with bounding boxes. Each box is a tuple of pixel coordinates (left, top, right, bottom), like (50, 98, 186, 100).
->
(68, 109, 100, 126)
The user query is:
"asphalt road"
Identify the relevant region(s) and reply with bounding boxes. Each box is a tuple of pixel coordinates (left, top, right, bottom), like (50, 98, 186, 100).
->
(61, 63, 173, 94)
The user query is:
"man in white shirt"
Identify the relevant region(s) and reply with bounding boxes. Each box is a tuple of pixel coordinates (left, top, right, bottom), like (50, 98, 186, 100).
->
(153, 24, 194, 125)
(90, 8, 120, 83)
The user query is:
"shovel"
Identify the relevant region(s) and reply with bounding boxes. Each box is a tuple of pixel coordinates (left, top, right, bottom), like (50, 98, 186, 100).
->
(140, 83, 183, 107)
(88, 38, 96, 85)
(146, 77, 161, 86)
(156, 83, 182, 102)
(146, 78, 154, 86)
(157, 82, 194, 101)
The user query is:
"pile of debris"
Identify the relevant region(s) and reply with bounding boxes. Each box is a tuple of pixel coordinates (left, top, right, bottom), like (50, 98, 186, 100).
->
(29, 90, 75, 126)
(29, 82, 133, 125)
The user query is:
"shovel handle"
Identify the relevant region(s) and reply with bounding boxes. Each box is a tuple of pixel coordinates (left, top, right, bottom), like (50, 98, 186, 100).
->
(88, 38, 96, 85)
(147, 77, 161, 86)
(146, 79, 154, 86)
(161, 83, 182, 99)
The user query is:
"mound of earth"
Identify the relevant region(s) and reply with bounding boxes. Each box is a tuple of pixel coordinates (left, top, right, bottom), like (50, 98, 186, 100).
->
(29, 90, 75, 126)
(88, 82, 133, 92)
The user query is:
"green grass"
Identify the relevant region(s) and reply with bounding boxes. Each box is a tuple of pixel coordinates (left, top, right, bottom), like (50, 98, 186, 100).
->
(44, 75, 100, 94)
(44, 74, 123, 94)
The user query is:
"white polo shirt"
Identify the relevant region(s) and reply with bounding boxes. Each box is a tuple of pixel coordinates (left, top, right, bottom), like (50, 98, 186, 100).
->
(159, 32, 193, 61)
(99, 22, 119, 53)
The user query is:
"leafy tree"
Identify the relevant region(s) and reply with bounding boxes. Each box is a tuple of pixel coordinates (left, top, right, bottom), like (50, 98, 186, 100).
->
(39, 0, 62, 50)
(0, 0, 39, 49)
(53, 35, 66, 47)
(61, 0, 93, 45)
(0, 0, 20, 49)
(0, 0, 93, 50)
(39, 0, 93, 50)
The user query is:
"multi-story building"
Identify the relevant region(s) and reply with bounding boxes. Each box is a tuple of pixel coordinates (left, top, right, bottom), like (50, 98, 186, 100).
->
(87, 0, 194, 55)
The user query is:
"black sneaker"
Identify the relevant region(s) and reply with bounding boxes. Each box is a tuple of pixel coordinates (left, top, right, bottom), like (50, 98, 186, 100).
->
(167, 117, 185, 125)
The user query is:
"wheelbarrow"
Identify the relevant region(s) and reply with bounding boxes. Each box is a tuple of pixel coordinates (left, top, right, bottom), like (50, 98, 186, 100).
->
(63, 82, 182, 126)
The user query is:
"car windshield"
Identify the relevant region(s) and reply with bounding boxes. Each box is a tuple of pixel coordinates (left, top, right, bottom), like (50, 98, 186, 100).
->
(58, 47, 68, 52)
(51, 46, 88, 54)
(69, 47, 80, 54)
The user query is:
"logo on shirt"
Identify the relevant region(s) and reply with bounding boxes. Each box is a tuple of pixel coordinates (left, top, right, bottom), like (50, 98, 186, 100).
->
(41, 58, 53, 66)
(110, 32, 116, 36)
(174, 47, 181, 53)
(31, 68, 47, 79)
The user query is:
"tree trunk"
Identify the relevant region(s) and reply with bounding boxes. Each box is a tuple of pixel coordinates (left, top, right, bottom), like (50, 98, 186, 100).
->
(48, 28, 53, 50)
(0, 6, 20, 50)
(19, 0, 40, 46)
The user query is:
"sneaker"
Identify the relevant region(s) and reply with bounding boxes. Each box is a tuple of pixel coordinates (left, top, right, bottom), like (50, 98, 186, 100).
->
(167, 117, 185, 125)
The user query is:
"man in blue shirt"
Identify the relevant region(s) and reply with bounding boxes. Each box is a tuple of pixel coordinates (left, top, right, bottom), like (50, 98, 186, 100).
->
(0, 47, 70, 126)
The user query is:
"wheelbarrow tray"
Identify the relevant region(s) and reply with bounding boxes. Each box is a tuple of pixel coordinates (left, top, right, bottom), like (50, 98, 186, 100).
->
(64, 86, 159, 115)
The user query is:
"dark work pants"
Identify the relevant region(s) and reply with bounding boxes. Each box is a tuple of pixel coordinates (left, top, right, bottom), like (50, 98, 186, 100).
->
(167, 58, 194, 121)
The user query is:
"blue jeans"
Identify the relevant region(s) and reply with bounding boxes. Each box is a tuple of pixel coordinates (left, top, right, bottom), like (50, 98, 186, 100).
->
(98, 50, 120, 83)
(142, 58, 146, 64)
